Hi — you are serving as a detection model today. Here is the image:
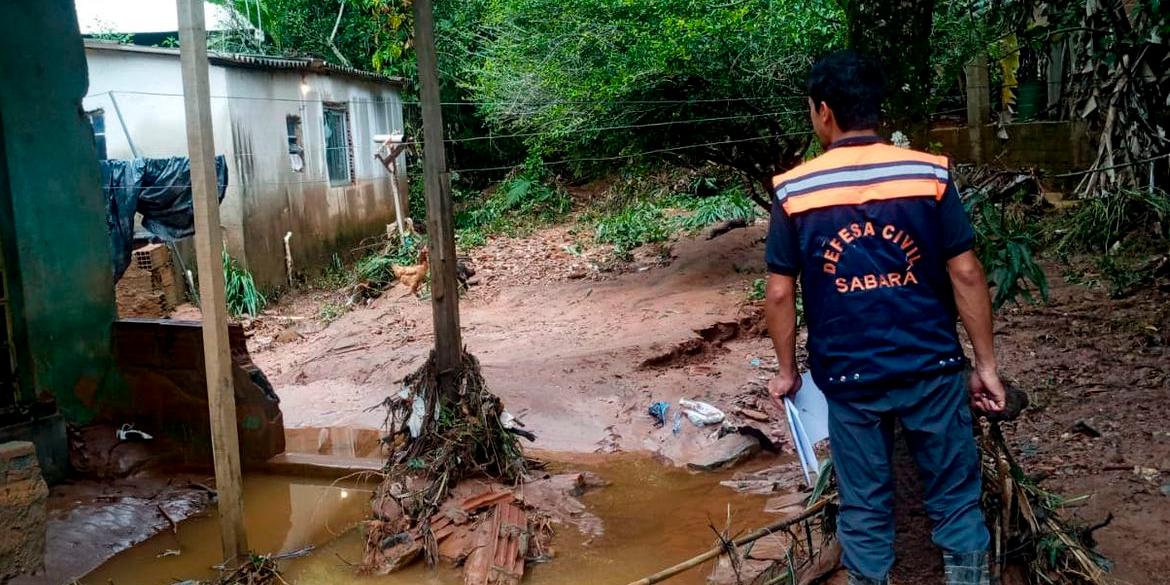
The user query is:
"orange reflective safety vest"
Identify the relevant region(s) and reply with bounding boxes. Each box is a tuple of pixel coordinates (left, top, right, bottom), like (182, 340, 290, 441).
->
(765, 136, 976, 399)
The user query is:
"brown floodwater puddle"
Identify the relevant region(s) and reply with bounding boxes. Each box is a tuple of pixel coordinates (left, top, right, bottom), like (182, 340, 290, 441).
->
(82, 453, 776, 585)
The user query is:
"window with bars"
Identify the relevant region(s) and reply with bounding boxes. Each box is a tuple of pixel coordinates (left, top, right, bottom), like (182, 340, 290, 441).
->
(323, 104, 353, 186)
(87, 109, 107, 160)
(286, 115, 304, 172)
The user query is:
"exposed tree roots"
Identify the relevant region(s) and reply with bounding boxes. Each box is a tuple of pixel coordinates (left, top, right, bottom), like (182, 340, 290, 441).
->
(363, 349, 528, 573)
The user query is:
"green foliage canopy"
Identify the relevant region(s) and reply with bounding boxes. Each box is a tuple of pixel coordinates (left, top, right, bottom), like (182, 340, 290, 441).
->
(462, 0, 844, 196)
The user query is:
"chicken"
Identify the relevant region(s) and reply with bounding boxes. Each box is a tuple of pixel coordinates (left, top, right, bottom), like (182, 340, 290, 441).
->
(392, 247, 430, 295)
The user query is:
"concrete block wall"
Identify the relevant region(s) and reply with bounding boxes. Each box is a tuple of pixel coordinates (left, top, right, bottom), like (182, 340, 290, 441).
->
(930, 121, 1094, 174)
(0, 441, 47, 581)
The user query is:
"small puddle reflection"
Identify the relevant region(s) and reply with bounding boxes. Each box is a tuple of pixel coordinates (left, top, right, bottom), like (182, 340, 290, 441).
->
(284, 427, 385, 459)
(81, 474, 370, 584)
(86, 454, 774, 585)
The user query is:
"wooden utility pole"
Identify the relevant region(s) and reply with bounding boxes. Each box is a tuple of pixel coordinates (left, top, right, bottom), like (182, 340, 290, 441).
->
(412, 0, 463, 378)
(176, 0, 248, 561)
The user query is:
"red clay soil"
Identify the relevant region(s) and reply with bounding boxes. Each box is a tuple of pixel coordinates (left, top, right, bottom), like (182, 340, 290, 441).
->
(992, 271, 1170, 585)
(250, 222, 1167, 584)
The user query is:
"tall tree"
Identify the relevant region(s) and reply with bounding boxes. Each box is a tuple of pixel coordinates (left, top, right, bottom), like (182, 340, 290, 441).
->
(842, 0, 936, 130)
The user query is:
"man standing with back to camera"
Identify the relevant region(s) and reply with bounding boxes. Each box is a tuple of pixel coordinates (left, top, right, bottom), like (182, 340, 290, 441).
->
(763, 50, 1006, 585)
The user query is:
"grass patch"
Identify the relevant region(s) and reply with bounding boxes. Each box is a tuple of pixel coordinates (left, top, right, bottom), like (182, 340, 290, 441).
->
(748, 277, 767, 301)
(1052, 188, 1169, 298)
(318, 301, 346, 323)
(314, 253, 350, 290)
(1055, 188, 1170, 255)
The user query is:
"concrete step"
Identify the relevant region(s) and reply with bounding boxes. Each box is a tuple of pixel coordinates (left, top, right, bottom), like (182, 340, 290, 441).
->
(263, 452, 384, 480)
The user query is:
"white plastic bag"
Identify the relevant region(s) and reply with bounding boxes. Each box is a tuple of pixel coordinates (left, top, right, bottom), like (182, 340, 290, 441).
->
(678, 399, 725, 426)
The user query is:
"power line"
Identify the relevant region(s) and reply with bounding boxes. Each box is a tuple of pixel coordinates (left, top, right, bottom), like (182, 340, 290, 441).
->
(405, 96, 809, 107)
(405, 110, 806, 146)
(93, 89, 808, 108)
(96, 131, 815, 186)
(93, 87, 806, 147)
(450, 130, 814, 173)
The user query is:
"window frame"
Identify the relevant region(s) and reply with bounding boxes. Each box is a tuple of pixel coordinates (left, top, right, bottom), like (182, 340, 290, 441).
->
(285, 114, 304, 172)
(322, 103, 354, 187)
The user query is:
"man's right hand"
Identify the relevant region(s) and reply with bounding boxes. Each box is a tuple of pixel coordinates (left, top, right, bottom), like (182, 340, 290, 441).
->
(769, 371, 802, 411)
(969, 365, 1006, 413)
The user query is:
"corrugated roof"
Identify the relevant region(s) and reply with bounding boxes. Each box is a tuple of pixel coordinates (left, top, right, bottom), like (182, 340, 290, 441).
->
(208, 53, 404, 86)
(84, 39, 406, 87)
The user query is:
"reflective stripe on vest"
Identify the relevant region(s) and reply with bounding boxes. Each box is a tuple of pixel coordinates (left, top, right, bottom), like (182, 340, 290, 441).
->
(771, 144, 949, 215)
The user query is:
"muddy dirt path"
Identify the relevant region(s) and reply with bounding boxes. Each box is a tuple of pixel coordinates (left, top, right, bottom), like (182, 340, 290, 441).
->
(252, 224, 1169, 584)
(254, 224, 779, 464)
(991, 272, 1170, 585)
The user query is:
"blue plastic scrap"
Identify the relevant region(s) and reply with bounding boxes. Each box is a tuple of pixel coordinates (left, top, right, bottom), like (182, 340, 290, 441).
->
(648, 401, 670, 428)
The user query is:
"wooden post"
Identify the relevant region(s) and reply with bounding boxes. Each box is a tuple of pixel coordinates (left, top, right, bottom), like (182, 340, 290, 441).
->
(965, 54, 991, 165)
(176, 0, 248, 561)
(412, 0, 462, 377)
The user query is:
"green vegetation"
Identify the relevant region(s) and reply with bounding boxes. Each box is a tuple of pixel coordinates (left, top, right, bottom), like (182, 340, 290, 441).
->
(1054, 188, 1170, 298)
(594, 201, 673, 260)
(317, 301, 346, 323)
(222, 249, 266, 318)
(749, 278, 767, 302)
(672, 189, 760, 231)
(966, 189, 1049, 310)
(315, 253, 350, 289)
(207, 0, 1166, 310)
(454, 158, 571, 249)
(588, 169, 761, 260)
(1055, 188, 1170, 255)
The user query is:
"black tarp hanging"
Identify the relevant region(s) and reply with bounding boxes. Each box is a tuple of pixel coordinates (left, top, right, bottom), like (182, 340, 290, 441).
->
(100, 156, 228, 280)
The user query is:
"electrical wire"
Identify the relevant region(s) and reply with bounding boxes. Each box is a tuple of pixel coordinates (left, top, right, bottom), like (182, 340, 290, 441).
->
(449, 130, 814, 173)
(93, 89, 808, 108)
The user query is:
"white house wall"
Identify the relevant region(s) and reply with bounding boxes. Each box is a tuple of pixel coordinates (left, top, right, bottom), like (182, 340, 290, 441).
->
(82, 45, 406, 288)
(222, 67, 405, 287)
(83, 48, 233, 162)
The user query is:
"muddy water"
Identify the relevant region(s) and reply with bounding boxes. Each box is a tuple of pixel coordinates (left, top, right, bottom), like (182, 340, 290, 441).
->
(85, 455, 775, 585)
(81, 474, 371, 584)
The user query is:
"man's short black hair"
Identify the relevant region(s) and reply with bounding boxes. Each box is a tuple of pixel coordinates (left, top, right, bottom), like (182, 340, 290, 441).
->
(807, 50, 885, 131)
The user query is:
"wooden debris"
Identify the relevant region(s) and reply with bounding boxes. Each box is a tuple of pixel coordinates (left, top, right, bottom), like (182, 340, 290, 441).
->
(764, 491, 809, 514)
(739, 408, 770, 422)
(796, 540, 842, 585)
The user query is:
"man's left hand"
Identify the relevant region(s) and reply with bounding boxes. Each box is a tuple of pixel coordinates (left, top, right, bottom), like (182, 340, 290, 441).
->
(768, 371, 802, 411)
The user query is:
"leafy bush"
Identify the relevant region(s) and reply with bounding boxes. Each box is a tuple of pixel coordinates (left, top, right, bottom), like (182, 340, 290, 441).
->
(675, 188, 760, 231)
(222, 249, 266, 318)
(965, 189, 1049, 309)
(454, 155, 571, 247)
(467, 0, 836, 182)
(594, 201, 672, 259)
